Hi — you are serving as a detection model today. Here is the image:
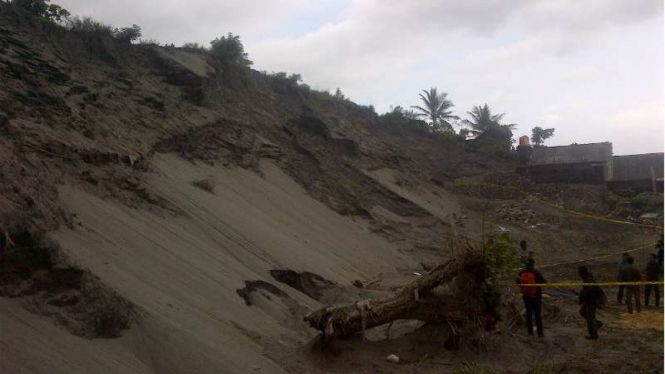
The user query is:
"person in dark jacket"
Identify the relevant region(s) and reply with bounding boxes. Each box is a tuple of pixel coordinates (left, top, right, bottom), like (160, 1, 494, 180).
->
(645, 254, 660, 307)
(616, 253, 629, 305)
(623, 257, 642, 313)
(578, 266, 604, 340)
(657, 234, 664, 278)
(516, 258, 547, 337)
(519, 240, 531, 266)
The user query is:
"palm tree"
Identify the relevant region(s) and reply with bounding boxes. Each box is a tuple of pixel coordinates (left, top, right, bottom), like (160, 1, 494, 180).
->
(411, 88, 458, 133)
(462, 104, 516, 135)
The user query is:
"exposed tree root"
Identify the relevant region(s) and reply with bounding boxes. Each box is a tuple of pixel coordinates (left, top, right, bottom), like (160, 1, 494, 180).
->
(304, 244, 490, 342)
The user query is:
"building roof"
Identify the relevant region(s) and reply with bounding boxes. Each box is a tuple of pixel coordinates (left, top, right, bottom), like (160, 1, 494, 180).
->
(530, 142, 613, 166)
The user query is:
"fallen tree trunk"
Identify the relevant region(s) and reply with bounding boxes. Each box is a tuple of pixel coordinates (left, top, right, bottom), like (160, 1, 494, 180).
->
(304, 251, 488, 342)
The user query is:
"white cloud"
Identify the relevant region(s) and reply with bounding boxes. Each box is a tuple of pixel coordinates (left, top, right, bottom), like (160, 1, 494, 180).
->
(610, 106, 664, 128)
(559, 66, 604, 82)
(541, 114, 562, 126)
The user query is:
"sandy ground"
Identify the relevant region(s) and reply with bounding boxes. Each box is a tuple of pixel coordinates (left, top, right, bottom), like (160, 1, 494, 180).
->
(2, 153, 660, 374)
(0, 155, 418, 374)
(1, 152, 661, 373)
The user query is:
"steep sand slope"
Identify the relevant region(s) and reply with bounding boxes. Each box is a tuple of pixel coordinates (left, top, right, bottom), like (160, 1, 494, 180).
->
(365, 168, 462, 221)
(0, 298, 149, 374)
(0, 154, 416, 374)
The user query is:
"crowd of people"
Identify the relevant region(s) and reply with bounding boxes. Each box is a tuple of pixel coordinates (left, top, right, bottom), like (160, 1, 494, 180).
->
(516, 236, 663, 340)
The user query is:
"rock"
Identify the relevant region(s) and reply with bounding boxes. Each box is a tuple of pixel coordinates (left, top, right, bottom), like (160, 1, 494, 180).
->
(192, 178, 216, 194)
(495, 203, 535, 223)
(386, 354, 400, 363)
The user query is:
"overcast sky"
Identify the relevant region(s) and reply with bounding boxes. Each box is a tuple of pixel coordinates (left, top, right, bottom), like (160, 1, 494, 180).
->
(58, 0, 664, 155)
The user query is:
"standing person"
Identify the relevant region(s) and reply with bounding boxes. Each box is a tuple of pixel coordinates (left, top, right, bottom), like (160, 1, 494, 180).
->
(645, 254, 660, 308)
(623, 257, 642, 314)
(578, 266, 605, 339)
(616, 253, 629, 305)
(657, 234, 664, 278)
(519, 241, 533, 266)
(516, 258, 546, 338)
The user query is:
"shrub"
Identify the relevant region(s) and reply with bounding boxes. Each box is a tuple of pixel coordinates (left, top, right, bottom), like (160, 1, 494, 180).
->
(288, 73, 302, 83)
(630, 193, 663, 210)
(65, 16, 114, 38)
(81, 281, 135, 338)
(263, 71, 304, 94)
(480, 230, 520, 313)
(379, 105, 430, 134)
(333, 88, 345, 101)
(210, 33, 252, 67)
(181, 42, 207, 51)
(299, 83, 312, 96)
(114, 24, 141, 44)
(10, 0, 70, 22)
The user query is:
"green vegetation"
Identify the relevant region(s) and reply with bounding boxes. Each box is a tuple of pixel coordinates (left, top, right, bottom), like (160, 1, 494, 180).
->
(181, 42, 207, 51)
(480, 230, 520, 312)
(411, 87, 458, 133)
(531, 126, 555, 147)
(630, 193, 663, 210)
(8, 0, 69, 21)
(460, 104, 516, 153)
(379, 105, 430, 134)
(210, 33, 252, 67)
(4, 0, 144, 45)
(113, 24, 141, 44)
(65, 16, 114, 38)
(462, 104, 516, 136)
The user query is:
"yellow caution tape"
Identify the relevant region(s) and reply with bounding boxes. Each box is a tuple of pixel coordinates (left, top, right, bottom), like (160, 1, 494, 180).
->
(457, 182, 663, 228)
(537, 243, 656, 269)
(513, 281, 664, 288)
(509, 242, 656, 272)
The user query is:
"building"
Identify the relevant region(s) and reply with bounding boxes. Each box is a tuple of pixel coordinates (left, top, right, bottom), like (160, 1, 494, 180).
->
(516, 139, 664, 191)
(516, 142, 613, 184)
(608, 153, 664, 192)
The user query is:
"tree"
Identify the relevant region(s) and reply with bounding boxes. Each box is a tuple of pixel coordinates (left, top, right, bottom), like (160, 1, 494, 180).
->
(11, 0, 70, 22)
(462, 103, 516, 135)
(304, 237, 495, 342)
(411, 88, 458, 133)
(287, 73, 302, 84)
(531, 126, 555, 147)
(333, 88, 346, 101)
(114, 24, 141, 44)
(210, 33, 252, 67)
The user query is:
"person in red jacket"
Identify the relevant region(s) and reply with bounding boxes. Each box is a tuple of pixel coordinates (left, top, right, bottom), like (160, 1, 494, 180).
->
(516, 259, 547, 338)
